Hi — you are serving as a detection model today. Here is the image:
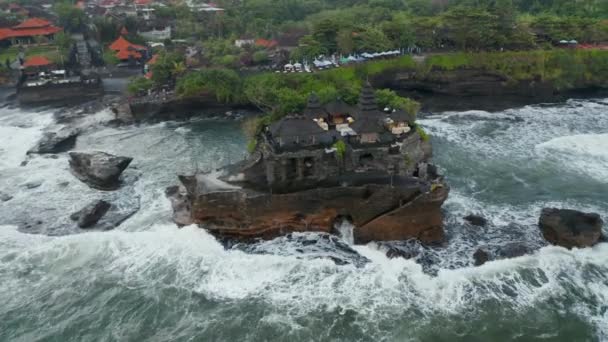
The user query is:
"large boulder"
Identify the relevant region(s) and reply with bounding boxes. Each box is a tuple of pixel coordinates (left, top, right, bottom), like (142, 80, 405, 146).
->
(473, 248, 490, 266)
(69, 151, 133, 190)
(27, 129, 79, 154)
(70, 200, 112, 228)
(539, 208, 604, 249)
(464, 214, 488, 227)
(69, 198, 140, 230)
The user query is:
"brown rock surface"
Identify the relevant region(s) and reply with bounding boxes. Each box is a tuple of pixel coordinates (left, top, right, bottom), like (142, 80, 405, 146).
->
(168, 174, 449, 243)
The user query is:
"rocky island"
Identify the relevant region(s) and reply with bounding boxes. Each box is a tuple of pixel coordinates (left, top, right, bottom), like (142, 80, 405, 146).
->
(167, 82, 449, 243)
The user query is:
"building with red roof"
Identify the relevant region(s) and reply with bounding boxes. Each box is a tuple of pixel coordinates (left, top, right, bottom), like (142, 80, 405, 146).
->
(255, 38, 278, 49)
(116, 49, 142, 60)
(0, 18, 63, 47)
(109, 35, 146, 62)
(109, 36, 145, 52)
(23, 55, 53, 68)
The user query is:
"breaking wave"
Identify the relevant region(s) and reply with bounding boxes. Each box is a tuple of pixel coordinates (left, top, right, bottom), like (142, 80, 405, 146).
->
(535, 133, 608, 181)
(1, 98, 608, 340)
(0, 224, 607, 340)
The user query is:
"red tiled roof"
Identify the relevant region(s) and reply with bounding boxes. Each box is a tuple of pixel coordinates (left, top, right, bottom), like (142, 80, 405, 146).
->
(147, 54, 159, 65)
(109, 36, 145, 51)
(135, 0, 152, 5)
(0, 28, 13, 40)
(255, 38, 278, 49)
(23, 55, 52, 67)
(13, 18, 53, 29)
(0, 18, 62, 41)
(10, 27, 62, 38)
(116, 49, 142, 60)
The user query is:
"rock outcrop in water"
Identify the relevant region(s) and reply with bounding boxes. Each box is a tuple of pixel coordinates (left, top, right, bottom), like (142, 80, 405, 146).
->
(70, 200, 112, 228)
(464, 214, 488, 227)
(473, 243, 536, 266)
(69, 151, 133, 190)
(0, 191, 12, 202)
(539, 208, 604, 249)
(168, 83, 450, 244)
(27, 129, 79, 155)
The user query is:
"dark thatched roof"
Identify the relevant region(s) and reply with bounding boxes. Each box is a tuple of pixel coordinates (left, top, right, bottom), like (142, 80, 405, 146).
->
(303, 93, 327, 119)
(389, 109, 413, 123)
(355, 81, 384, 119)
(269, 115, 325, 139)
(351, 117, 386, 134)
(324, 100, 356, 116)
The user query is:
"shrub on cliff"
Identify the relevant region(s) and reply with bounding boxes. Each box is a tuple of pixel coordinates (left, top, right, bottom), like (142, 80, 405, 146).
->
(415, 124, 430, 142)
(421, 50, 608, 90)
(127, 77, 154, 95)
(375, 89, 420, 121)
(151, 52, 186, 87)
(243, 67, 363, 115)
(176, 69, 244, 103)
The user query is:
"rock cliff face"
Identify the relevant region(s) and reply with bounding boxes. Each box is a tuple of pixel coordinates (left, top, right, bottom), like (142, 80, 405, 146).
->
(376, 68, 554, 98)
(167, 173, 449, 244)
(17, 81, 104, 105)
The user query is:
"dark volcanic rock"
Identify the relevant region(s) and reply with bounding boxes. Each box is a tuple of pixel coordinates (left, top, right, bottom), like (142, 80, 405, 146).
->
(23, 181, 43, 189)
(27, 129, 79, 154)
(71, 200, 112, 228)
(495, 243, 536, 259)
(69, 151, 133, 190)
(539, 208, 603, 249)
(473, 243, 536, 266)
(473, 248, 490, 266)
(464, 214, 488, 227)
(383, 244, 420, 260)
(0, 192, 13, 202)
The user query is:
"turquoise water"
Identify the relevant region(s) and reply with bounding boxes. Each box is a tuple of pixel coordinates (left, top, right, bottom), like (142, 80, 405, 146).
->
(0, 99, 607, 341)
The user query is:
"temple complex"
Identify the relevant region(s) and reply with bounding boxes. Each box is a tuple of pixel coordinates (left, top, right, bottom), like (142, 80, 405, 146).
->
(167, 80, 449, 244)
(231, 81, 430, 193)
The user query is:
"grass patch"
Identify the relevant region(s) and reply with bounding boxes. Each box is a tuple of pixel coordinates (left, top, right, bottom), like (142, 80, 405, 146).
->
(0, 45, 63, 65)
(415, 124, 430, 142)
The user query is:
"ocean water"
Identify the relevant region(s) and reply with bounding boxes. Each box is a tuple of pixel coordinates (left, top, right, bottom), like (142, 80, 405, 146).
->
(0, 98, 607, 341)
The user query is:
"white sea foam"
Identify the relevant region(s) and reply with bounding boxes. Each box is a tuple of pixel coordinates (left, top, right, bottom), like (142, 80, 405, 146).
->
(535, 133, 608, 181)
(0, 224, 606, 338)
(0, 108, 54, 169)
(174, 126, 191, 134)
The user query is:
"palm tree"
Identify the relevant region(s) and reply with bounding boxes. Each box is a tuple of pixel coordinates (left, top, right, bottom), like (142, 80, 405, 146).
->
(171, 61, 186, 77)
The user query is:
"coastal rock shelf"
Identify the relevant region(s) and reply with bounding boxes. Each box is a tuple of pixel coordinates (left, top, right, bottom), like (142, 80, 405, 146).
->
(168, 174, 449, 243)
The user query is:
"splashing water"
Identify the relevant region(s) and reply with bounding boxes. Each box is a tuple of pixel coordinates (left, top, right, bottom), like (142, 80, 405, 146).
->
(0, 98, 607, 341)
(335, 220, 355, 245)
